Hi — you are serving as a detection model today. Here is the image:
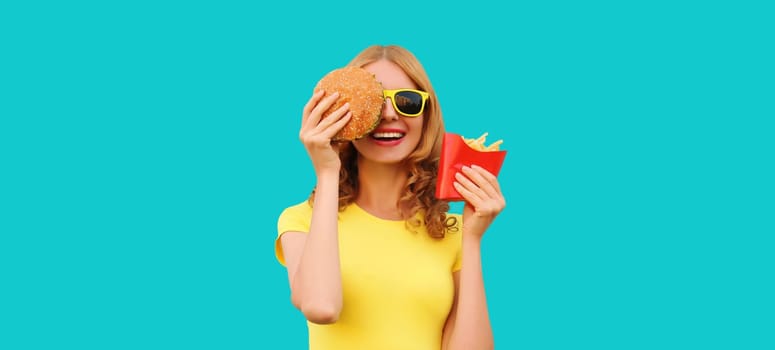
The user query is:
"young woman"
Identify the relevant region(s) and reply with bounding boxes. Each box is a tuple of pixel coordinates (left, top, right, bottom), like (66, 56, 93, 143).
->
(275, 45, 505, 350)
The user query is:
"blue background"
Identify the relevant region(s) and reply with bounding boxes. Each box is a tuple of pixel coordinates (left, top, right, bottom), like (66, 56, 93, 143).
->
(2, 1, 773, 349)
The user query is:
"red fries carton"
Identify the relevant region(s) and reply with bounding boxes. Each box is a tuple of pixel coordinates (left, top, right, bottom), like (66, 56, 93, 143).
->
(435, 132, 507, 201)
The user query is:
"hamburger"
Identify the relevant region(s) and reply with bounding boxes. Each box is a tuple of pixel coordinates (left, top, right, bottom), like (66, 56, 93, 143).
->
(313, 66, 384, 141)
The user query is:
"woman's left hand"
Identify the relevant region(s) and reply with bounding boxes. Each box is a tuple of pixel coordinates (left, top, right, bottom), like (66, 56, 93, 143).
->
(453, 165, 506, 238)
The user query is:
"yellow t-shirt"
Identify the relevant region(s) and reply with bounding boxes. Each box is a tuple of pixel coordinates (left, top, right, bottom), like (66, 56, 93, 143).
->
(275, 201, 462, 350)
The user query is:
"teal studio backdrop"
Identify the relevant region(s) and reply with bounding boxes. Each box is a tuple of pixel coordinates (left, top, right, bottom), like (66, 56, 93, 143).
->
(1, 1, 773, 349)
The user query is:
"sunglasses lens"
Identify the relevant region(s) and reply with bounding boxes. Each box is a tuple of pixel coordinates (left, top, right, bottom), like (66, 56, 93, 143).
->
(394, 91, 424, 115)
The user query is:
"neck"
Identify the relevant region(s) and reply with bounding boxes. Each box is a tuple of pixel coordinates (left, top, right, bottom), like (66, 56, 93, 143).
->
(355, 157, 409, 220)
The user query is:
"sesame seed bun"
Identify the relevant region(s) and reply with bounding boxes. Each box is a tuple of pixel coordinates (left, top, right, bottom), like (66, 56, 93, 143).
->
(314, 67, 384, 141)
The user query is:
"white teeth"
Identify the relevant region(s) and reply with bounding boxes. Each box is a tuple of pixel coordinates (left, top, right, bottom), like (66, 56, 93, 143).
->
(372, 132, 405, 138)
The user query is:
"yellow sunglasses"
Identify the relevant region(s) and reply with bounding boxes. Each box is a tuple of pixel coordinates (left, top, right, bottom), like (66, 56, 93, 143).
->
(383, 89, 429, 117)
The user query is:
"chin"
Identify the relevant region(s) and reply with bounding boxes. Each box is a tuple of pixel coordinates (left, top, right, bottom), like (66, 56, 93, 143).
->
(353, 146, 408, 165)
(367, 152, 409, 165)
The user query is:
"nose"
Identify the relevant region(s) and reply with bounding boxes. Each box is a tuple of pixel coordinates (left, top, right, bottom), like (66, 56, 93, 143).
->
(381, 97, 399, 121)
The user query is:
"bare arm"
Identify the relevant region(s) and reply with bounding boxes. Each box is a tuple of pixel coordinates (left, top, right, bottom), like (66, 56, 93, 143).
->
(441, 272, 460, 349)
(280, 90, 351, 324)
(442, 239, 494, 350)
(442, 164, 505, 350)
(281, 171, 342, 324)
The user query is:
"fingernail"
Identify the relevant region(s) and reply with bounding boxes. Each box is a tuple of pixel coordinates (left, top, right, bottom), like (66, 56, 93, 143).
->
(462, 165, 471, 171)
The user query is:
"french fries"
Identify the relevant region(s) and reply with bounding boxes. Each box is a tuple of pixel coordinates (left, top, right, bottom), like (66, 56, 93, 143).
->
(461, 132, 503, 152)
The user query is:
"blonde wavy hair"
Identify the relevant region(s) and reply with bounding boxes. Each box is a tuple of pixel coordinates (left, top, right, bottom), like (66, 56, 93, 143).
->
(309, 45, 457, 238)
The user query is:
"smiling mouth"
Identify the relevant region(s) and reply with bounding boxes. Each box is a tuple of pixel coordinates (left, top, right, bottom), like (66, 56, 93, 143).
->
(370, 131, 406, 141)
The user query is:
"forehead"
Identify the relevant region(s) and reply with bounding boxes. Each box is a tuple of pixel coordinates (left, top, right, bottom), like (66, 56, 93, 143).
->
(363, 59, 418, 90)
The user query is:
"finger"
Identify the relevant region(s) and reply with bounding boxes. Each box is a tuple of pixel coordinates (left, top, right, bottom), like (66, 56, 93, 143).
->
(463, 165, 501, 198)
(320, 112, 352, 139)
(302, 90, 326, 126)
(471, 165, 502, 193)
(460, 166, 497, 196)
(303, 91, 340, 130)
(313, 103, 350, 133)
(469, 165, 506, 211)
(454, 172, 486, 206)
(455, 177, 504, 218)
(453, 181, 486, 210)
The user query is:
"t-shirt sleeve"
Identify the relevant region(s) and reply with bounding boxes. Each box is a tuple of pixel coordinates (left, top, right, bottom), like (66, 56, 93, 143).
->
(275, 201, 313, 266)
(452, 250, 462, 272)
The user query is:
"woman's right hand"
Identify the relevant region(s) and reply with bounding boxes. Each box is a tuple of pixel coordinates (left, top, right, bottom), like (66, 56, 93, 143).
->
(299, 90, 352, 174)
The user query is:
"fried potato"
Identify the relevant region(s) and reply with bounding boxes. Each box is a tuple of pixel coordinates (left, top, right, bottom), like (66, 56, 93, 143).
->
(462, 132, 503, 151)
